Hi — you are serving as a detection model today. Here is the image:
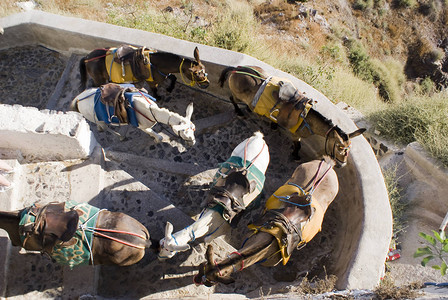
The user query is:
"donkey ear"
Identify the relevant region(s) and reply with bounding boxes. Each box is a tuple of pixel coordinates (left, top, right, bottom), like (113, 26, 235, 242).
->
(349, 128, 366, 139)
(165, 221, 174, 238)
(185, 102, 194, 121)
(206, 244, 214, 264)
(194, 47, 200, 63)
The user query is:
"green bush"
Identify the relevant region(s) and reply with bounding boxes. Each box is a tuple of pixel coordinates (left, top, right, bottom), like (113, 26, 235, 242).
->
(383, 165, 407, 241)
(414, 231, 448, 275)
(346, 40, 404, 102)
(209, 1, 257, 52)
(346, 40, 374, 82)
(396, 0, 417, 8)
(368, 91, 448, 166)
(353, 0, 374, 10)
(370, 59, 404, 102)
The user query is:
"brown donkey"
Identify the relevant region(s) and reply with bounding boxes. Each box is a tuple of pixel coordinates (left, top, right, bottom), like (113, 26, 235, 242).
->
(194, 157, 339, 286)
(80, 46, 209, 99)
(219, 65, 365, 166)
(0, 200, 153, 268)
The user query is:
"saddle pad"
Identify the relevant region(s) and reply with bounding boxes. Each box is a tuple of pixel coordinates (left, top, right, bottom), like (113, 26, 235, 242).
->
(19, 200, 101, 268)
(105, 47, 154, 83)
(93, 88, 154, 127)
(51, 200, 100, 268)
(252, 77, 310, 133)
(212, 156, 265, 196)
(264, 184, 325, 243)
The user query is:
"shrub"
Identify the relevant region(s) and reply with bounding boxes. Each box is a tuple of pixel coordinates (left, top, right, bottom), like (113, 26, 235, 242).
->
(419, 77, 436, 94)
(370, 59, 402, 102)
(368, 91, 448, 166)
(414, 231, 448, 275)
(396, 0, 417, 8)
(374, 274, 422, 299)
(382, 165, 407, 242)
(346, 39, 374, 81)
(210, 1, 257, 52)
(353, 0, 374, 11)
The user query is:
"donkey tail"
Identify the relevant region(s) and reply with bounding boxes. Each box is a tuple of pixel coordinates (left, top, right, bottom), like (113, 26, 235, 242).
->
(218, 66, 237, 88)
(253, 131, 264, 139)
(79, 56, 87, 91)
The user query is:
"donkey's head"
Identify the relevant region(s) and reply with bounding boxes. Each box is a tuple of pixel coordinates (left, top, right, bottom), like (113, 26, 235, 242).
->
(325, 126, 365, 168)
(183, 47, 209, 89)
(171, 102, 196, 146)
(193, 244, 236, 287)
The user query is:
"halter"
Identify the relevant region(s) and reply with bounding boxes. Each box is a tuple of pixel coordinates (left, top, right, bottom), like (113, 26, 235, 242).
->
(179, 58, 208, 87)
(324, 126, 351, 165)
(195, 251, 244, 286)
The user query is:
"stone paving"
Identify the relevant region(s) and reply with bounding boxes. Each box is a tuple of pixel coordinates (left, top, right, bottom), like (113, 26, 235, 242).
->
(0, 45, 343, 299)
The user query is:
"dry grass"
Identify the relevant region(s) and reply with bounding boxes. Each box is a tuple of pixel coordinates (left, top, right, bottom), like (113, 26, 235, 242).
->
(373, 274, 422, 299)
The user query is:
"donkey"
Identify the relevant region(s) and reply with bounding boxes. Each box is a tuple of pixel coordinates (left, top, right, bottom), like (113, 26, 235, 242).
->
(158, 131, 270, 259)
(79, 46, 209, 99)
(193, 157, 338, 286)
(0, 200, 153, 267)
(71, 83, 196, 146)
(218, 65, 365, 166)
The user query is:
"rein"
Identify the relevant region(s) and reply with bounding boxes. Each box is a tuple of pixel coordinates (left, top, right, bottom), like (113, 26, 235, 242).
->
(233, 66, 266, 81)
(273, 159, 332, 207)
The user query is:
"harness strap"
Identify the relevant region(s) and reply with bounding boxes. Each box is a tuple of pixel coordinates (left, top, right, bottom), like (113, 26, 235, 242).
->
(251, 76, 272, 108)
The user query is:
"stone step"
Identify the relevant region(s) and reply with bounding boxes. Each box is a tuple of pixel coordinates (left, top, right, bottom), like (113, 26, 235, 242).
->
(47, 53, 82, 111)
(0, 153, 22, 299)
(0, 147, 104, 299)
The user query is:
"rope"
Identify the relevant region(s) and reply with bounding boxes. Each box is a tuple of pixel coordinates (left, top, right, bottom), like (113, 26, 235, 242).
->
(179, 58, 196, 87)
(84, 54, 107, 63)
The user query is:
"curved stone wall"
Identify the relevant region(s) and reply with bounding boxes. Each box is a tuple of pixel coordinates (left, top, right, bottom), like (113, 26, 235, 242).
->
(0, 11, 392, 289)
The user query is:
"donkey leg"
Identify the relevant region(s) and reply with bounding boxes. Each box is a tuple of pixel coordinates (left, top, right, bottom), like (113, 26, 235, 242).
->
(98, 123, 124, 141)
(166, 74, 177, 93)
(292, 140, 302, 161)
(144, 128, 163, 143)
(230, 96, 245, 116)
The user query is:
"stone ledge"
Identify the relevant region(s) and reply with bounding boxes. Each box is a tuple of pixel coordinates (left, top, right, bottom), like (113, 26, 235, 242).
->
(405, 142, 448, 183)
(0, 104, 98, 161)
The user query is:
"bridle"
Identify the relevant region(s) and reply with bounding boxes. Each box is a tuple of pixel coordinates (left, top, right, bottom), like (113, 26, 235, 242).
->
(179, 58, 208, 87)
(324, 126, 351, 165)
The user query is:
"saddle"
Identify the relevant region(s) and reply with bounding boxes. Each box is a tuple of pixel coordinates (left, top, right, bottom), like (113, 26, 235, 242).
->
(249, 209, 301, 265)
(207, 170, 250, 222)
(21, 202, 79, 254)
(276, 89, 313, 131)
(112, 45, 151, 81)
(99, 83, 139, 124)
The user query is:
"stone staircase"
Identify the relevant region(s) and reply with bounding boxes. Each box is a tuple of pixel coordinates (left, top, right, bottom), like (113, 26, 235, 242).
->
(0, 44, 317, 299)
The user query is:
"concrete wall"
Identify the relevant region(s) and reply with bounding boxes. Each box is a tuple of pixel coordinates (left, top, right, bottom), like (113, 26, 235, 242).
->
(0, 104, 98, 161)
(0, 11, 392, 289)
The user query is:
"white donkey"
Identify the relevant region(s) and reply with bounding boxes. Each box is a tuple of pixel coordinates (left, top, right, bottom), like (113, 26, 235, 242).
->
(158, 131, 270, 259)
(70, 84, 196, 146)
